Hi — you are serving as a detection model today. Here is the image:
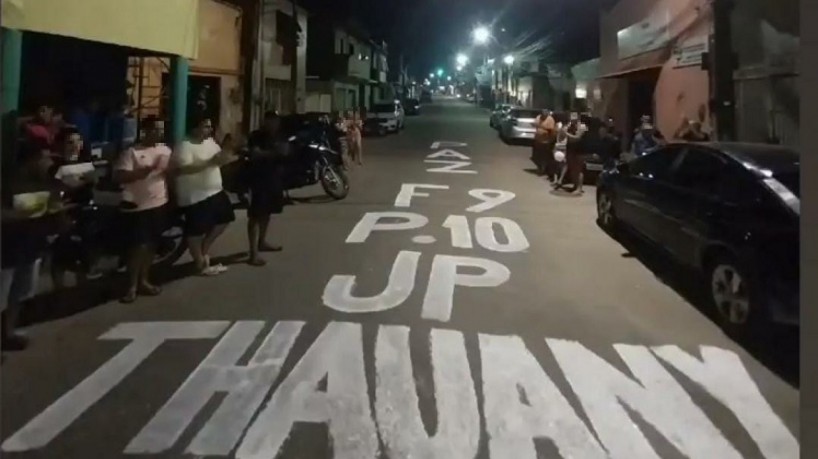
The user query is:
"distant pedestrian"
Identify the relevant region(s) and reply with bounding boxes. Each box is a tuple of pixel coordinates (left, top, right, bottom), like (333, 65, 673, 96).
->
(171, 116, 238, 276)
(532, 109, 557, 177)
(347, 110, 363, 166)
(113, 116, 172, 303)
(552, 127, 569, 188)
(334, 112, 349, 167)
(560, 112, 588, 194)
(630, 115, 665, 157)
(245, 111, 287, 266)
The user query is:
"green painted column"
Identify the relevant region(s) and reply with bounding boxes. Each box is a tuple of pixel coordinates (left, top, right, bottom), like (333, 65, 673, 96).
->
(2, 28, 23, 114)
(169, 56, 189, 145)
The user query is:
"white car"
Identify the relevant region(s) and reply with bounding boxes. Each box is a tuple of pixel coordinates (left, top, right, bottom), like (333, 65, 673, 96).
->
(500, 108, 542, 142)
(368, 101, 405, 133)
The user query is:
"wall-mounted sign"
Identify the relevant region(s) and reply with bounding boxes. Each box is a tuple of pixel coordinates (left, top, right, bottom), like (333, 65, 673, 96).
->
(673, 39, 709, 68)
(617, 9, 671, 60)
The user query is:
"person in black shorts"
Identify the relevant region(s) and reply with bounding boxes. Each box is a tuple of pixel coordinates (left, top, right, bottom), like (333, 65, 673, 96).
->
(245, 111, 287, 266)
(172, 116, 238, 276)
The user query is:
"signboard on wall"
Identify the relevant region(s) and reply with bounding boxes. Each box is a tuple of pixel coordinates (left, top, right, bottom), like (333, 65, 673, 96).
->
(617, 9, 671, 60)
(673, 39, 709, 68)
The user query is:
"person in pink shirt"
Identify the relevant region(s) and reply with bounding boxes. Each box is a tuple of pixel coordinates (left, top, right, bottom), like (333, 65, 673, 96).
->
(113, 116, 172, 303)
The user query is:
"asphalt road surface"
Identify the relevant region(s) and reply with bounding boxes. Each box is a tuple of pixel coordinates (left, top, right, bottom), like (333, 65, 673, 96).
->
(1, 97, 799, 458)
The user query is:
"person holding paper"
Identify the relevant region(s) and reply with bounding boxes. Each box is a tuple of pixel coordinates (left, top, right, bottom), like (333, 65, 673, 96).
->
(1, 144, 72, 350)
(113, 116, 172, 303)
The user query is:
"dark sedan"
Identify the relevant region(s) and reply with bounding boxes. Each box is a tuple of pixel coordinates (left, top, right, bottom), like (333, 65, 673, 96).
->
(596, 142, 799, 338)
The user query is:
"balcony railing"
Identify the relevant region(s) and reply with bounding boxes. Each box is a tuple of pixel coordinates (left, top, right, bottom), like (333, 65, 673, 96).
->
(333, 53, 370, 81)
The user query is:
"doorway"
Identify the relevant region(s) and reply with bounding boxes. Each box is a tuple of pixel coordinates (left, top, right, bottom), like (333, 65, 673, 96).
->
(626, 70, 660, 133)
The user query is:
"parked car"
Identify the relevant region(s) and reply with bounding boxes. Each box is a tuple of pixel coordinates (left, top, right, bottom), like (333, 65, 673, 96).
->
(596, 142, 799, 338)
(404, 98, 421, 115)
(367, 101, 405, 133)
(489, 104, 517, 130)
(420, 91, 432, 103)
(499, 108, 543, 143)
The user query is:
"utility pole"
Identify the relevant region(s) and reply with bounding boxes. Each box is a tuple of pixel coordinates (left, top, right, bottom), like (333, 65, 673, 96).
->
(710, 0, 736, 140)
(290, 0, 299, 114)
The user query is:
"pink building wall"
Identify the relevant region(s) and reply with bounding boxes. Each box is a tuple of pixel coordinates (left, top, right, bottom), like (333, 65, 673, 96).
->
(599, 0, 713, 138)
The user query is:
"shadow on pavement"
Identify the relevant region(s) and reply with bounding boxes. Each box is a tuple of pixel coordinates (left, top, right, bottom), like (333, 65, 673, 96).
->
(19, 252, 249, 328)
(601, 222, 800, 388)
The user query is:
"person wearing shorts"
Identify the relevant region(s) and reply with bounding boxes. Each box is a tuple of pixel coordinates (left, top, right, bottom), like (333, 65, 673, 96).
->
(172, 116, 238, 276)
(114, 116, 172, 303)
(245, 111, 287, 266)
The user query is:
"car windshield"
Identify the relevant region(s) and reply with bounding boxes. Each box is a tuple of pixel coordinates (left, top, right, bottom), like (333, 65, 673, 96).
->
(372, 104, 395, 112)
(511, 109, 540, 119)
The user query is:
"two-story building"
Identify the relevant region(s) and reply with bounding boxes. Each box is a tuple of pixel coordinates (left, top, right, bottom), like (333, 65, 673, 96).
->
(597, 0, 798, 145)
(305, 17, 374, 113)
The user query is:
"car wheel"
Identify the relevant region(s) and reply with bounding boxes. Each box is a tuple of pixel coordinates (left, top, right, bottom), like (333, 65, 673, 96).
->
(596, 188, 619, 233)
(707, 254, 768, 340)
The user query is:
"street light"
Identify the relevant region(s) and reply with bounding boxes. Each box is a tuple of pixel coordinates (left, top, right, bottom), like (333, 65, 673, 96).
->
(447, 76, 452, 81)
(429, 72, 435, 78)
(436, 68, 444, 77)
(456, 65, 463, 72)
(456, 53, 469, 66)
(503, 54, 515, 65)
(473, 26, 490, 45)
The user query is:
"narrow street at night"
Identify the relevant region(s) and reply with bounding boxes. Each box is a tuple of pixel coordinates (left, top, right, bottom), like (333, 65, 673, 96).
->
(0, 98, 799, 458)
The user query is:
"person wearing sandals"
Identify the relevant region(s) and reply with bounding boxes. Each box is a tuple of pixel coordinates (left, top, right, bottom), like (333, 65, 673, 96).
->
(113, 116, 172, 303)
(245, 111, 287, 266)
(172, 116, 238, 277)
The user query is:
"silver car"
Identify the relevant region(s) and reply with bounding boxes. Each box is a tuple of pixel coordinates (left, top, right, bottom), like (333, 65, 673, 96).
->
(500, 108, 542, 142)
(489, 104, 516, 130)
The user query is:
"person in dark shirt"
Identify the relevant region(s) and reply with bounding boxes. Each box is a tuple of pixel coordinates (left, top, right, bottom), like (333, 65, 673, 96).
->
(1, 144, 73, 350)
(597, 123, 623, 167)
(245, 111, 288, 266)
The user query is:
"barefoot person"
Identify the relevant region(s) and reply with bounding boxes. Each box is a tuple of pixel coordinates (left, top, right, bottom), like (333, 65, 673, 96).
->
(113, 116, 172, 303)
(172, 116, 238, 276)
(245, 111, 287, 266)
(347, 110, 363, 166)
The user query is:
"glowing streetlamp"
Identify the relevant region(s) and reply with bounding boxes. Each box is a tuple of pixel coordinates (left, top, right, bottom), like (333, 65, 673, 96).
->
(436, 68, 444, 77)
(456, 53, 469, 66)
(429, 72, 435, 78)
(503, 54, 515, 65)
(456, 65, 463, 72)
(447, 76, 452, 81)
(472, 26, 490, 45)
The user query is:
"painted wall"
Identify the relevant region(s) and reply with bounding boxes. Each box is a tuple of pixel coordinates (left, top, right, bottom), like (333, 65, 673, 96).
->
(599, 0, 712, 137)
(257, 0, 308, 117)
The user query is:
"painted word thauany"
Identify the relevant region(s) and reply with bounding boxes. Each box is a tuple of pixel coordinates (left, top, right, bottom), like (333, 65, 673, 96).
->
(2, 321, 798, 459)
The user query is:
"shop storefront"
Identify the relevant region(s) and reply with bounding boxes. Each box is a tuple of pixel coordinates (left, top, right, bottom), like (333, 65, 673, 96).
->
(2, 0, 200, 151)
(597, 0, 711, 139)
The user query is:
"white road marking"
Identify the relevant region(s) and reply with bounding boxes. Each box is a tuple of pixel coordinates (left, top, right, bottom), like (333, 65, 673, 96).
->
(375, 326, 480, 458)
(466, 189, 516, 213)
(430, 141, 468, 149)
(425, 160, 478, 174)
(421, 254, 510, 322)
(345, 211, 428, 244)
(548, 339, 743, 459)
(479, 334, 608, 459)
(1, 321, 230, 453)
(323, 250, 420, 314)
(412, 235, 437, 244)
(653, 345, 799, 458)
(236, 322, 378, 459)
(426, 149, 471, 161)
(394, 183, 449, 208)
(475, 217, 530, 253)
(125, 321, 304, 456)
(442, 215, 474, 249)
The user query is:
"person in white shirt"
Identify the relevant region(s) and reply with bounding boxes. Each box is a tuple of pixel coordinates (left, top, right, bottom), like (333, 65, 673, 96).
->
(171, 116, 238, 276)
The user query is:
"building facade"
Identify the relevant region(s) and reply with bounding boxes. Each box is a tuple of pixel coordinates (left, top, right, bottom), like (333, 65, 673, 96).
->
(128, 0, 245, 138)
(306, 18, 374, 113)
(598, 0, 799, 145)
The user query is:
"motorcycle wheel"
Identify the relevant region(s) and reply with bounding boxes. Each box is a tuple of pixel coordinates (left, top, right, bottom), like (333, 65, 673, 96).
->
(320, 165, 349, 200)
(152, 220, 187, 271)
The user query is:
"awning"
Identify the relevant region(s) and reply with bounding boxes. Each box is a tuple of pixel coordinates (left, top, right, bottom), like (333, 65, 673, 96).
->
(597, 47, 670, 80)
(1, 0, 199, 59)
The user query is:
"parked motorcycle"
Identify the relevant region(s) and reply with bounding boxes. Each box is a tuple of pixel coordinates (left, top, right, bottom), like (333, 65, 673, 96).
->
(51, 165, 187, 279)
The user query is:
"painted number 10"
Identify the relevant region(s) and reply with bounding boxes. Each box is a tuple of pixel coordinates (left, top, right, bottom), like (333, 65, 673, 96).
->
(442, 215, 529, 253)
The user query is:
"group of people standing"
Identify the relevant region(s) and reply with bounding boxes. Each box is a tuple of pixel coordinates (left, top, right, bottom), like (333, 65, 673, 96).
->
(530, 109, 595, 194)
(1, 105, 294, 350)
(332, 110, 365, 167)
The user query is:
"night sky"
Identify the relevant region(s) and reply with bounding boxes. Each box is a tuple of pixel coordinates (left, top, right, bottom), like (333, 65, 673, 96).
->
(301, 0, 602, 78)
